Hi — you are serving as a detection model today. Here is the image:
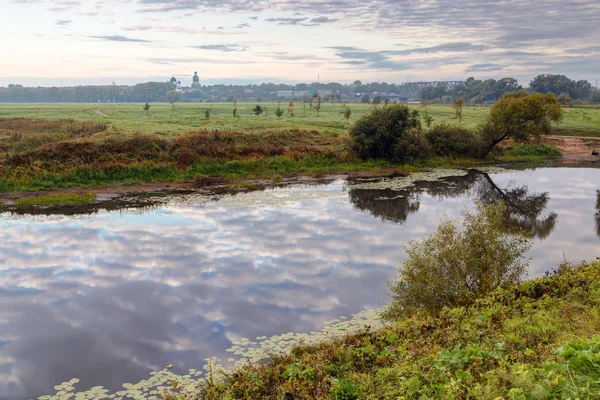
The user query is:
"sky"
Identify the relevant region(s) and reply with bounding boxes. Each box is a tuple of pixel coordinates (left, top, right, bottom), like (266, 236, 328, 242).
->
(1, 0, 599, 87)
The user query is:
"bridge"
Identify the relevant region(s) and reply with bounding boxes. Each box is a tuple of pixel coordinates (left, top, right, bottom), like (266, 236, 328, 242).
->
(397, 81, 464, 99)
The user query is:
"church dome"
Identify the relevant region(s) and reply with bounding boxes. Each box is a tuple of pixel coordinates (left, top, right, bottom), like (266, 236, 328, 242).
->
(193, 72, 199, 83)
(170, 76, 177, 83)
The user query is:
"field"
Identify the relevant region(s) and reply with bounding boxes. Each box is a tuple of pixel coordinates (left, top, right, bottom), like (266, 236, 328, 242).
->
(1, 102, 598, 195)
(1, 102, 599, 137)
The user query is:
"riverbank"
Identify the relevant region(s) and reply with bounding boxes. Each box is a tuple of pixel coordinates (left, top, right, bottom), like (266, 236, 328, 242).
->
(1, 116, 599, 201)
(195, 260, 600, 399)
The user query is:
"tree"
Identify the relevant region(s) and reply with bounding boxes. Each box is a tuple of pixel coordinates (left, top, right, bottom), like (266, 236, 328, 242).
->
(341, 105, 352, 123)
(204, 109, 211, 120)
(287, 101, 295, 117)
(529, 74, 592, 100)
(361, 94, 370, 104)
(275, 101, 284, 119)
(252, 104, 264, 116)
(592, 90, 600, 103)
(232, 99, 238, 118)
(143, 102, 151, 114)
(350, 104, 423, 162)
(169, 93, 180, 110)
(372, 96, 382, 104)
(453, 97, 465, 123)
(381, 202, 531, 320)
(480, 91, 563, 158)
(420, 100, 433, 128)
(311, 94, 322, 116)
(302, 94, 309, 113)
(558, 93, 573, 107)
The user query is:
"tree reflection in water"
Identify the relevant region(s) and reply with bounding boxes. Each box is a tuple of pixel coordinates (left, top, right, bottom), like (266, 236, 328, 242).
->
(348, 169, 557, 239)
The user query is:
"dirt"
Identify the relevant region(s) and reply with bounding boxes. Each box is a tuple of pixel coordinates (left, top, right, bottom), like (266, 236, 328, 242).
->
(94, 109, 108, 117)
(544, 135, 600, 163)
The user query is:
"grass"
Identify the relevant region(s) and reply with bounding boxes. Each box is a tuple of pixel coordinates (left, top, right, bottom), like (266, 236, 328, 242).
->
(0, 102, 586, 193)
(0, 103, 599, 137)
(190, 260, 600, 399)
(15, 192, 96, 207)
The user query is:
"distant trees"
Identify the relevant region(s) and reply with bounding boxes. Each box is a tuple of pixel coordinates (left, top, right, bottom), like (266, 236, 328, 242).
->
(420, 84, 448, 101)
(372, 96, 382, 105)
(592, 90, 600, 103)
(529, 74, 592, 100)
(480, 91, 563, 157)
(361, 94, 370, 104)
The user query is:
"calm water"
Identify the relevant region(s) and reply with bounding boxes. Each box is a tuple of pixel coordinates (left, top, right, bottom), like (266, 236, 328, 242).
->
(0, 167, 599, 399)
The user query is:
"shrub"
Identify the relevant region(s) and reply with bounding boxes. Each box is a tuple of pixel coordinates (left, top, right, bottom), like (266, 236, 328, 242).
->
(349, 104, 424, 162)
(425, 123, 481, 157)
(382, 203, 531, 320)
(504, 144, 561, 157)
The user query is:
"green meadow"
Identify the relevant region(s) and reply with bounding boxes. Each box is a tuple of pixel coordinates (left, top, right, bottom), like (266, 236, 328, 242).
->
(1, 102, 599, 137)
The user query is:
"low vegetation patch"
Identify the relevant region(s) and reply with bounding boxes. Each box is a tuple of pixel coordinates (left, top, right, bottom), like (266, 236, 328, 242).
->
(15, 192, 96, 207)
(504, 144, 562, 157)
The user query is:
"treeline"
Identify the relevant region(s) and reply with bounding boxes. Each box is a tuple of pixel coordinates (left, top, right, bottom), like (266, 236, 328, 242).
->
(0, 82, 177, 103)
(421, 75, 596, 104)
(1, 74, 598, 104)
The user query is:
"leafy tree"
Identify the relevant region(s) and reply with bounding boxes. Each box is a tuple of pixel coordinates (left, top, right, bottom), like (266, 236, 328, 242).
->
(252, 104, 264, 116)
(529, 74, 592, 100)
(480, 91, 563, 157)
(143, 102, 151, 114)
(275, 102, 284, 119)
(453, 97, 465, 123)
(361, 94, 370, 104)
(558, 93, 573, 107)
(204, 109, 211, 120)
(341, 105, 352, 123)
(302, 94, 309, 113)
(372, 96, 382, 104)
(382, 202, 531, 320)
(591, 90, 600, 103)
(350, 104, 423, 162)
(330, 93, 336, 107)
(312, 95, 322, 116)
(287, 101, 294, 117)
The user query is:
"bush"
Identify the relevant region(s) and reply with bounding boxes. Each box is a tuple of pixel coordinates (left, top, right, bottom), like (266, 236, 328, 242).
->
(504, 144, 561, 157)
(425, 123, 481, 157)
(349, 104, 424, 162)
(382, 203, 531, 320)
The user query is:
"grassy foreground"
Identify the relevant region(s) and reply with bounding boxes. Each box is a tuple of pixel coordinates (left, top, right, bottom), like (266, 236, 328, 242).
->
(1, 103, 599, 137)
(191, 261, 600, 400)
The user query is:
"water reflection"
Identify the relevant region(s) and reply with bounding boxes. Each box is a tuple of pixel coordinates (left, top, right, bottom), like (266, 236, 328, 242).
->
(349, 169, 557, 239)
(0, 168, 598, 399)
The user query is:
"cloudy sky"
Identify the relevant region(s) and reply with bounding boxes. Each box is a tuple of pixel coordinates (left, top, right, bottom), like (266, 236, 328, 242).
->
(1, 0, 599, 86)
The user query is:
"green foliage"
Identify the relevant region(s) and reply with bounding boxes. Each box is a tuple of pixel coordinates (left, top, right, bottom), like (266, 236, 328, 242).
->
(530, 74, 592, 100)
(143, 102, 151, 113)
(330, 379, 362, 400)
(505, 144, 561, 157)
(425, 123, 481, 157)
(15, 192, 95, 207)
(349, 104, 424, 162)
(275, 102, 284, 119)
(197, 261, 600, 400)
(382, 203, 531, 320)
(558, 92, 573, 107)
(372, 96, 382, 104)
(481, 90, 563, 157)
(341, 105, 352, 123)
(252, 104, 264, 116)
(360, 94, 370, 104)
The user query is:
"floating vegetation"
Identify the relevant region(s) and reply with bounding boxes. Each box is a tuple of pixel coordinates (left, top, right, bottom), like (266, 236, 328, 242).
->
(40, 310, 383, 399)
